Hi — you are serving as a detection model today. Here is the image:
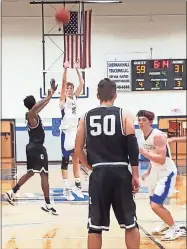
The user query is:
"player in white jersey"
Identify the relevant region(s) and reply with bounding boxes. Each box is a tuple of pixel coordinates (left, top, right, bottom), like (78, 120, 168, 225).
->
(59, 60, 84, 200)
(137, 110, 185, 241)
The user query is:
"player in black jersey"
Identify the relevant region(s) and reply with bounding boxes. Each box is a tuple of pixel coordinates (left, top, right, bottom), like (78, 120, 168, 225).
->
(4, 80, 58, 215)
(75, 78, 140, 249)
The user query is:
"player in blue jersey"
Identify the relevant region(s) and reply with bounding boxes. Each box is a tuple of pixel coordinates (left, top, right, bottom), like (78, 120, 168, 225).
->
(137, 110, 186, 240)
(59, 59, 84, 200)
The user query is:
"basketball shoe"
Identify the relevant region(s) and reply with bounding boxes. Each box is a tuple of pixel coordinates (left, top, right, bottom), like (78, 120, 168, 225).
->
(161, 224, 185, 241)
(152, 222, 169, 235)
(63, 188, 75, 201)
(4, 190, 16, 206)
(72, 186, 84, 199)
(41, 203, 59, 216)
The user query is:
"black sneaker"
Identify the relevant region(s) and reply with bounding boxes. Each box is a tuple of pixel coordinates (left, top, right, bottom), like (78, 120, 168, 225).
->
(4, 190, 16, 206)
(41, 203, 59, 216)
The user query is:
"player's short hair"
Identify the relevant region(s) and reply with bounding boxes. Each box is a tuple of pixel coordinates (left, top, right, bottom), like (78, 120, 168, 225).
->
(67, 82, 74, 88)
(136, 110, 155, 121)
(23, 95, 36, 110)
(97, 78, 116, 102)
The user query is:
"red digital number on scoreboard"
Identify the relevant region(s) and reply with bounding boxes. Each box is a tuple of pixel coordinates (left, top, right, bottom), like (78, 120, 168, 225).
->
(153, 60, 169, 69)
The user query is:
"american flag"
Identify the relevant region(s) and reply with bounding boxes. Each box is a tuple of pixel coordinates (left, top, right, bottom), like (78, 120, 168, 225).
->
(63, 10, 92, 69)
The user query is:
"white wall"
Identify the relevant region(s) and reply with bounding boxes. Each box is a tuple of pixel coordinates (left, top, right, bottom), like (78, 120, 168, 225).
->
(2, 0, 186, 120)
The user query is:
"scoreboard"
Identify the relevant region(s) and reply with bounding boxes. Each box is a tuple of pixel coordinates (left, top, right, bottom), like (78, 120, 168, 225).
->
(131, 59, 186, 91)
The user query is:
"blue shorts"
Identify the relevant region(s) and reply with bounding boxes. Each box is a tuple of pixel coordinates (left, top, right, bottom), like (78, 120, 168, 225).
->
(61, 131, 74, 159)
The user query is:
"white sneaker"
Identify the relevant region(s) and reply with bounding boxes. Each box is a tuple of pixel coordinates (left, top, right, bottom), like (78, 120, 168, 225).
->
(161, 225, 184, 241)
(72, 186, 84, 199)
(4, 190, 16, 206)
(63, 188, 75, 201)
(152, 222, 169, 235)
(178, 226, 186, 237)
(41, 203, 59, 215)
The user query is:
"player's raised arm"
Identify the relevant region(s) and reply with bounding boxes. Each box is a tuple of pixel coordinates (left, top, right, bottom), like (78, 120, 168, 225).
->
(27, 81, 57, 127)
(140, 134, 167, 165)
(59, 61, 69, 108)
(74, 59, 84, 97)
(75, 116, 92, 171)
(36, 79, 58, 114)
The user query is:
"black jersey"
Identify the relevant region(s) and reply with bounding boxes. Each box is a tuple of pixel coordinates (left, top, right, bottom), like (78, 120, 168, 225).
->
(85, 106, 129, 167)
(26, 114, 45, 145)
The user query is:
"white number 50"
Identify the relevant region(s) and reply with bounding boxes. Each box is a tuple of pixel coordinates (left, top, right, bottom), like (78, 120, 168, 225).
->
(90, 115, 116, 136)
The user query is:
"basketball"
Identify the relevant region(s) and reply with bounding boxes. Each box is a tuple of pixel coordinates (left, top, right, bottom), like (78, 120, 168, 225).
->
(55, 8, 70, 24)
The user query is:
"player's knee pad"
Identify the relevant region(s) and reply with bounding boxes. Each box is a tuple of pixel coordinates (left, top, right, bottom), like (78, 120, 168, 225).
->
(88, 229, 102, 235)
(61, 157, 69, 170)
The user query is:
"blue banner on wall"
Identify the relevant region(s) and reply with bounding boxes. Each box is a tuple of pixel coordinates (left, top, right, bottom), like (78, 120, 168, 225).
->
(52, 118, 61, 137)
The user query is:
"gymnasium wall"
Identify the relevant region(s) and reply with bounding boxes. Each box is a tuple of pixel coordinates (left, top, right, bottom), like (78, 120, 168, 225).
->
(2, 1, 186, 119)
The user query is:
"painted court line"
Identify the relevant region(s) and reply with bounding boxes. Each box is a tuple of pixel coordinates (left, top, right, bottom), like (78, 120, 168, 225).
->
(139, 224, 165, 249)
(2, 221, 60, 228)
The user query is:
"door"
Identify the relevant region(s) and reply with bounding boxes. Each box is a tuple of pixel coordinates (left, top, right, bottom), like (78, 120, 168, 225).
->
(1, 119, 16, 193)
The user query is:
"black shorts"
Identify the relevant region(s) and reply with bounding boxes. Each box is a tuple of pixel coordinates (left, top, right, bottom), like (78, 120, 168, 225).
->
(26, 143, 48, 173)
(88, 166, 138, 231)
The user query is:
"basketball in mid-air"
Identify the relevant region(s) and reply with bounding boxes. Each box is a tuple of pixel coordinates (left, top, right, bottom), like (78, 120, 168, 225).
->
(55, 8, 70, 24)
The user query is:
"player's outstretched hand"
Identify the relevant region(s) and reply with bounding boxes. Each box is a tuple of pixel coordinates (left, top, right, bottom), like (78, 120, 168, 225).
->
(132, 176, 140, 195)
(50, 78, 58, 92)
(64, 61, 70, 69)
(48, 89, 54, 97)
(75, 58, 80, 69)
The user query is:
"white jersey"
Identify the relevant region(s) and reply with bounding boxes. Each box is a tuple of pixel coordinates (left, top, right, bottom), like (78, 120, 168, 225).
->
(59, 95, 79, 130)
(140, 128, 176, 173)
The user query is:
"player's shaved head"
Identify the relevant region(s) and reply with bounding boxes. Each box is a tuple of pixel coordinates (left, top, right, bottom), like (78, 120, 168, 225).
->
(97, 78, 116, 102)
(24, 95, 36, 110)
(136, 110, 155, 121)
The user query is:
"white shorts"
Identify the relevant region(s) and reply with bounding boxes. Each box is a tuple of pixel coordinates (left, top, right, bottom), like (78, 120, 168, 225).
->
(61, 128, 77, 153)
(148, 168, 177, 204)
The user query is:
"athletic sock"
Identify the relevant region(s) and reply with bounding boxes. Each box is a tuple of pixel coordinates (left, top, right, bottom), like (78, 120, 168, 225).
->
(75, 178, 81, 189)
(45, 198, 50, 204)
(12, 184, 20, 193)
(63, 179, 69, 189)
(168, 223, 178, 231)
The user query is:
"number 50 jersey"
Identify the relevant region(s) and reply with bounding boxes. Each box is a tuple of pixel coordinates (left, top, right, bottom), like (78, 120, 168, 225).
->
(85, 106, 129, 168)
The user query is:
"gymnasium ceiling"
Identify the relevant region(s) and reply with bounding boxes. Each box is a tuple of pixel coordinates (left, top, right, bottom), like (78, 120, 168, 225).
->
(2, 0, 186, 2)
